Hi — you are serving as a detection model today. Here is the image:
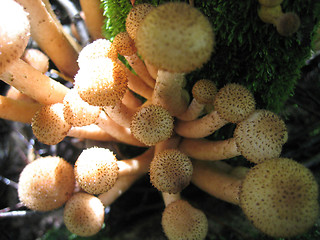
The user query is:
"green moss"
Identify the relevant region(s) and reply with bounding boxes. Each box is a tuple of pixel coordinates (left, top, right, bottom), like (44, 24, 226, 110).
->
(101, 0, 320, 112)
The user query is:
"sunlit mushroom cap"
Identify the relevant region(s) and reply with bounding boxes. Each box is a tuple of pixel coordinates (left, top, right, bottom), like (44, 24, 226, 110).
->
(240, 158, 319, 238)
(162, 199, 208, 240)
(213, 83, 256, 123)
(150, 149, 193, 194)
(18, 156, 75, 211)
(0, 0, 30, 74)
(74, 147, 119, 195)
(136, 2, 214, 73)
(32, 103, 71, 145)
(113, 32, 137, 56)
(192, 79, 217, 105)
(125, 3, 155, 40)
(75, 58, 128, 107)
(130, 104, 174, 146)
(64, 192, 105, 237)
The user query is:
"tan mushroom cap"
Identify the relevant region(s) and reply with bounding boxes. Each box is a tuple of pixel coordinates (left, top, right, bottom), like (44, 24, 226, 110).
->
(162, 199, 208, 240)
(213, 83, 256, 123)
(150, 149, 193, 194)
(75, 58, 128, 107)
(0, 0, 30, 74)
(63, 88, 101, 127)
(130, 104, 174, 146)
(64, 192, 105, 237)
(234, 110, 288, 163)
(192, 79, 217, 105)
(18, 156, 75, 211)
(240, 158, 319, 238)
(74, 147, 119, 195)
(32, 103, 71, 145)
(113, 32, 137, 56)
(276, 12, 301, 37)
(136, 2, 214, 73)
(125, 3, 155, 40)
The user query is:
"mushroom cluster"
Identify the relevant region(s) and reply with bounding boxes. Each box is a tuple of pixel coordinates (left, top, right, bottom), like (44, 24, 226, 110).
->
(0, 1, 318, 239)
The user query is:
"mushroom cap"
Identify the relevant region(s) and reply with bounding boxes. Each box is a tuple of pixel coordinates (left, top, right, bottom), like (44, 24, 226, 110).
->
(130, 104, 174, 146)
(75, 58, 128, 107)
(125, 3, 155, 40)
(113, 32, 137, 56)
(162, 199, 208, 240)
(213, 83, 256, 123)
(32, 103, 71, 145)
(18, 156, 75, 211)
(234, 110, 288, 163)
(0, 0, 30, 74)
(135, 2, 214, 73)
(150, 149, 193, 194)
(192, 79, 217, 105)
(276, 12, 301, 37)
(63, 88, 101, 127)
(74, 147, 119, 195)
(258, 0, 283, 7)
(64, 192, 105, 237)
(240, 158, 319, 238)
(258, 5, 283, 24)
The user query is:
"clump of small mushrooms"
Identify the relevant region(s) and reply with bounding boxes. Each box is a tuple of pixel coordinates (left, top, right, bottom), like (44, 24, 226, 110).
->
(0, 1, 318, 239)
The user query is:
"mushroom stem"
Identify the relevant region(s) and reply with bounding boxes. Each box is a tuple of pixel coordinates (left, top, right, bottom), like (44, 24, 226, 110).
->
(176, 98, 205, 121)
(0, 59, 69, 105)
(67, 124, 117, 142)
(162, 192, 181, 207)
(103, 101, 137, 128)
(122, 90, 143, 109)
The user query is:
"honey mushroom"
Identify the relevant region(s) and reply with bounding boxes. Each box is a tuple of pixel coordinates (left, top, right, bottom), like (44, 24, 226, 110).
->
(175, 83, 256, 138)
(179, 109, 288, 164)
(135, 2, 215, 116)
(191, 158, 319, 238)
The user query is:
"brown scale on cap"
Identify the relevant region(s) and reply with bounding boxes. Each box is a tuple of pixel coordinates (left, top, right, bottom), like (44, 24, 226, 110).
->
(74, 147, 119, 195)
(136, 2, 214, 73)
(63, 88, 101, 127)
(240, 158, 319, 238)
(234, 109, 288, 163)
(214, 83, 256, 123)
(192, 79, 217, 105)
(150, 149, 193, 194)
(0, 0, 30, 74)
(112, 32, 137, 56)
(18, 156, 75, 211)
(162, 199, 208, 240)
(31, 103, 71, 145)
(75, 58, 128, 107)
(130, 104, 174, 146)
(125, 3, 155, 40)
(64, 192, 105, 237)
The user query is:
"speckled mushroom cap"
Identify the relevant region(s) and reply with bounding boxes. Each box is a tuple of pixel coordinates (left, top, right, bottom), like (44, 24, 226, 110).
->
(130, 104, 174, 146)
(213, 83, 256, 123)
(113, 32, 137, 56)
(234, 110, 288, 163)
(0, 0, 30, 74)
(125, 3, 155, 40)
(162, 199, 208, 240)
(75, 58, 128, 107)
(63, 88, 101, 127)
(135, 2, 214, 73)
(240, 158, 319, 238)
(64, 192, 105, 237)
(32, 103, 71, 145)
(276, 12, 301, 37)
(192, 79, 217, 105)
(18, 156, 75, 212)
(258, 0, 283, 7)
(150, 149, 193, 194)
(74, 147, 119, 195)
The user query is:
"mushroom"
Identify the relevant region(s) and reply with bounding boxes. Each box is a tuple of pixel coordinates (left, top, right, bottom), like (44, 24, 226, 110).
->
(18, 156, 75, 211)
(175, 83, 256, 138)
(63, 192, 105, 237)
(179, 110, 287, 163)
(21, 48, 49, 74)
(130, 104, 174, 146)
(258, 0, 283, 7)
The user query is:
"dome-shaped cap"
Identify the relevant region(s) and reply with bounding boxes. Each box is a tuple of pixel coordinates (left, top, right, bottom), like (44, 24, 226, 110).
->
(258, 0, 283, 7)
(192, 79, 217, 105)
(18, 156, 75, 211)
(150, 149, 193, 194)
(136, 2, 214, 73)
(113, 32, 137, 56)
(74, 147, 119, 195)
(234, 110, 287, 163)
(240, 158, 319, 238)
(162, 199, 208, 240)
(276, 12, 300, 37)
